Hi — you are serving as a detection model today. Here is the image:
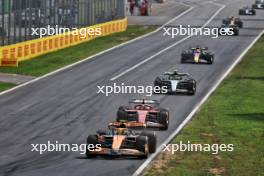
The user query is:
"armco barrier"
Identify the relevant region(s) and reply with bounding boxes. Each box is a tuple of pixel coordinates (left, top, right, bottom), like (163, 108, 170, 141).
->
(0, 18, 128, 67)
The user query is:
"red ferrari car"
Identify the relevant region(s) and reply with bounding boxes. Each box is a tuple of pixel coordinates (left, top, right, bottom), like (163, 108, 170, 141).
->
(109, 99, 169, 130)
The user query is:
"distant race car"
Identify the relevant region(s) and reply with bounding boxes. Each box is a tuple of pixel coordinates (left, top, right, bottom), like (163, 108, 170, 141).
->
(219, 24, 239, 36)
(181, 47, 214, 64)
(239, 6, 256, 15)
(109, 99, 169, 130)
(252, 0, 264, 9)
(252, 2, 264, 9)
(222, 16, 243, 28)
(154, 70, 197, 95)
(86, 126, 156, 158)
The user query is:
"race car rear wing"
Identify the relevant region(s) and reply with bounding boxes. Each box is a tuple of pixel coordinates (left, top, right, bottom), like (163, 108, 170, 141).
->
(129, 99, 160, 106)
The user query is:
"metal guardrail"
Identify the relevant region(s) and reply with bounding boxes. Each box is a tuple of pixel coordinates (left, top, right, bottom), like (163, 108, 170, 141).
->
(0, 0, 125, 46)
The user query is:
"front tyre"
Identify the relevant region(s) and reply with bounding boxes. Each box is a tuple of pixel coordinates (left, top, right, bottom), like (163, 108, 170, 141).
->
(208, 55, 214, 64)
(116, 106, 128, 122)
(136, 136, 149, 158)
(188, 81, 196, 95)
(140, 131, 157, 153)
(181, 54, 187, 63)
(158, 109, 169, 130)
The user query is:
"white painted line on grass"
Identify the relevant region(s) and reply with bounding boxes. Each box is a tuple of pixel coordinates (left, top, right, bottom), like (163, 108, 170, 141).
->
(110, 3, 226, 81)
(132, 29, 264, 176)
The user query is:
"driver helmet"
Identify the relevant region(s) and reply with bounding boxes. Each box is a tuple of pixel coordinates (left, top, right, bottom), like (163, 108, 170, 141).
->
(172, 69, 179, 75)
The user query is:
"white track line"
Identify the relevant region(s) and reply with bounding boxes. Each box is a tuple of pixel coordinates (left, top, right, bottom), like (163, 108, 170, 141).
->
(110, 3, 225, 81)
(157, 3, 194, 29)
(110, 35, 192, 81)
(0, 3, 193, 97)
(132, 30, 264, 176)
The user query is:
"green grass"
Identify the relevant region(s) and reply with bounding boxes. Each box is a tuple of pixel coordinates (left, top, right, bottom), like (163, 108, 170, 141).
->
(145, 36, 264, 176)
(0, 26, 156, 76)
(0, 82, 16, 92)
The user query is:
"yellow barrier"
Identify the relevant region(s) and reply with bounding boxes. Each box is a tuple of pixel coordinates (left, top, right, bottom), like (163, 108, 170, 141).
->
(0, 18, 128, 67)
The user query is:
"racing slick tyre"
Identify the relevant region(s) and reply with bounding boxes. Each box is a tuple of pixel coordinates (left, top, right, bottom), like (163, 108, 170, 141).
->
(117, 107, 127, 122)
(188, 81, 196, 95)
(181, 55, 187, 63)
(153, 79, 162, 93)
(158, 109, 169, 130)
(233, 28, 239, 36)
(140, 131, 157, 153)
(222, 19, 228, 25)
(181, 53, 191, 63)
(238, 21, 243, 28)
(116, 106, 137, 122)
(207, 55, 214, 64)
(204, 54, 214, 64)
(86, 135, 98, 158)
(136, 136, 149, 158)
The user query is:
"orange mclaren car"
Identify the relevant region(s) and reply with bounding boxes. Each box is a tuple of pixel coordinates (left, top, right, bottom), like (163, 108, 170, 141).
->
(86, 126, 156, 158)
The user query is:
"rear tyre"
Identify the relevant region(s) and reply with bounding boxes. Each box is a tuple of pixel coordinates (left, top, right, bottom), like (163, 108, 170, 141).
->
(222, 19, 228, 25)
(181, 54, 186, 63)
(86, 135, 98, 158)
(116, 107, 128, 122)
(233, 28, 239, 36)
(181, 57, 185, 63)
(238, 21, 243, 28)
(181, 53, 192, 63)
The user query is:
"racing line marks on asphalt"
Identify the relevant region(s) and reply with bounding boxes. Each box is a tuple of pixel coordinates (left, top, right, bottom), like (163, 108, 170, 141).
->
(132, 29, 264, 176)
(130, 2, 230, 176)
(110, 35, 191, 81)
(110, 2, 226, 81)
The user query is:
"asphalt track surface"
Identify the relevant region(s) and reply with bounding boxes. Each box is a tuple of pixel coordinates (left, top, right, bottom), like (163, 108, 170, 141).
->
(0, 0, 263, 176)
